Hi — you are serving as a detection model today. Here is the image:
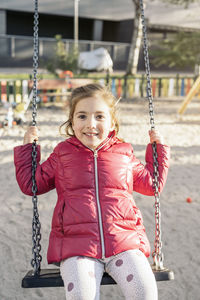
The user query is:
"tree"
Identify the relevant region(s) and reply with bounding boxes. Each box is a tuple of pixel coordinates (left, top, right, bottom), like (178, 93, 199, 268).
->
(126, 0, 200, 75)
(151, 31, 200, 73)
(126, 0, 142, 75)
(46, 35, 78, 77)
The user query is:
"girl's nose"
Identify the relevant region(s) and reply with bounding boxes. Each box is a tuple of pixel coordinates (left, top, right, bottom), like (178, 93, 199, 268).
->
(87, 116, 96, 128)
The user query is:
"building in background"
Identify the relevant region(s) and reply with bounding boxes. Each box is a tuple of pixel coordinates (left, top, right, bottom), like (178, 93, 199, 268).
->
(0, 0, 200, 71)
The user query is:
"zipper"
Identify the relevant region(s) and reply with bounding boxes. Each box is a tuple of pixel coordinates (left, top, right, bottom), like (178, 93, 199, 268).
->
(86, 134, 114, 259)
(94, 149, 105, 259)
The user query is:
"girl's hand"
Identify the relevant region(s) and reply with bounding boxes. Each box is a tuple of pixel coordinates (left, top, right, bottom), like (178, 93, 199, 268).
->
(23, 126, 39, 145)
(149, 129, 164, 144)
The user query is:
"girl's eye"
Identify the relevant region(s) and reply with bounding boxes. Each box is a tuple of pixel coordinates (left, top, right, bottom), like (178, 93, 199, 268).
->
(78, 114, 86, 119)
(96, 114, 104, 120)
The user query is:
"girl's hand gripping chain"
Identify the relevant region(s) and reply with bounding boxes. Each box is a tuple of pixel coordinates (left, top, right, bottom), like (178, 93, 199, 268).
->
(149, 129, 164, 145)
(23, 126, 39, 145)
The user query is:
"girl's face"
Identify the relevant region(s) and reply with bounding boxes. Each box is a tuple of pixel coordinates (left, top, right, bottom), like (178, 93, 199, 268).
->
(72, 96, 115, 150)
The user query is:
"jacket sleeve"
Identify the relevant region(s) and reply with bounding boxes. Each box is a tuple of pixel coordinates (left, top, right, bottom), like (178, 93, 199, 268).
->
(132, 143, 170, 196)
(14, 143, 58, 196)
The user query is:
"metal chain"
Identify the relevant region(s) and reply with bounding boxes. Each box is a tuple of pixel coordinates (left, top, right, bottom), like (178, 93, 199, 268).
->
(31, 0, 42, 275)
(32, 0, 39, 127)
(139, 0, 164, 270)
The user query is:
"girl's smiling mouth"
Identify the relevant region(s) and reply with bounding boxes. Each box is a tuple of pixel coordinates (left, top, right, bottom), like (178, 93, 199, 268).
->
(84, 132, 98, 136)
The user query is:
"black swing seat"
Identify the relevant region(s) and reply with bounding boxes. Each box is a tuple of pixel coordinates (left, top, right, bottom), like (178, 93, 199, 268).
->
(22, 267, 174, 288)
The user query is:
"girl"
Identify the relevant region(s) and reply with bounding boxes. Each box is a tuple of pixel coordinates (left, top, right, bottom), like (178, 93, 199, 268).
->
(14, 83, 170, 300)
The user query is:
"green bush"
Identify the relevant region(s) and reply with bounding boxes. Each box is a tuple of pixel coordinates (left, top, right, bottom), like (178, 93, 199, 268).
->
(46, 35, 79, 76)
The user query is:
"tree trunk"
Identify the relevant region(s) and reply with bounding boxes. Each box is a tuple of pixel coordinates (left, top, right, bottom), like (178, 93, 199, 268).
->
(126, 0, 142, 75)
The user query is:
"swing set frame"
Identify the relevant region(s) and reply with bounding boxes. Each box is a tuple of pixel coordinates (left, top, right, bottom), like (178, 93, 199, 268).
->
(21, 0, 174, 289)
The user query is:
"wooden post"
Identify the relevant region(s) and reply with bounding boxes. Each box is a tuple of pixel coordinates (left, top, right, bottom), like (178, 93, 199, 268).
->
(178, 75, 200, 115)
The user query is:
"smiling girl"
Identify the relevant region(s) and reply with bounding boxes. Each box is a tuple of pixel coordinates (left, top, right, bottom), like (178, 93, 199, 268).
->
(14, 83, 170, 300)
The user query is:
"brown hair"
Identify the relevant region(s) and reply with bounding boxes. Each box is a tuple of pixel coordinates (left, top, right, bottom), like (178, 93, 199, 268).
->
(60, 83, 120, 137)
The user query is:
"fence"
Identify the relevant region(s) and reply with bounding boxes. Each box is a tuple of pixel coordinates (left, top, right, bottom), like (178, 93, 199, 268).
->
(0, 35, 130, 70)
(0, 75, 199, 104)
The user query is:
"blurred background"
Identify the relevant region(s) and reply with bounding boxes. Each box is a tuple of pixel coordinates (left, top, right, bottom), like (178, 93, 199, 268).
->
(1, 0, 200, 122)
(1, 0, 200, 73)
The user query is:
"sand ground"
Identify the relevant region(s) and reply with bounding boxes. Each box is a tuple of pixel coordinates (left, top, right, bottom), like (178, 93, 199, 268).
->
(0, 97, 200, 300)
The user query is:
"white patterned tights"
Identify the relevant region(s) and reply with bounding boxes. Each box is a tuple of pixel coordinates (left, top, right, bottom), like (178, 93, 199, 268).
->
(60, 249, 158, 300)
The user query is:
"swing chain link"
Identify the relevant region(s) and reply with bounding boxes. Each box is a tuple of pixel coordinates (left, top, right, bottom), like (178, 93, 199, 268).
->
(31, 0, 42, 275)
(32, 0, 39, 126)
(139, 0, 164, 270)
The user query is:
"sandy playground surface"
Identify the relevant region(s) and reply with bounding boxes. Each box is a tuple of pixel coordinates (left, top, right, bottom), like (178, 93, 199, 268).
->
(0, 96, 200, 300)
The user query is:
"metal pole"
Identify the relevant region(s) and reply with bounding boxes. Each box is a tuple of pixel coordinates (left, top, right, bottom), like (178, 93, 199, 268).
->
(74, 0, 79, 51)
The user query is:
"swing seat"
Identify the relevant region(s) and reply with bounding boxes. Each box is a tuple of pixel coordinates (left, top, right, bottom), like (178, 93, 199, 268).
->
(21, 269, 116, 288)
(21, 267, 174, 288)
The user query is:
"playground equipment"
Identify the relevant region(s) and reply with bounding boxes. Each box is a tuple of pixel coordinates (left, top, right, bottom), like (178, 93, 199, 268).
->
(178, 75, 200, 115)
(0, 90, 32, 128)
(21, 0, 174, 289)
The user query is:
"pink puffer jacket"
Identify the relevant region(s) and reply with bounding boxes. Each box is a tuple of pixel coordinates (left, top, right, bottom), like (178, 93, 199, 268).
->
(14, 131, 170, 264)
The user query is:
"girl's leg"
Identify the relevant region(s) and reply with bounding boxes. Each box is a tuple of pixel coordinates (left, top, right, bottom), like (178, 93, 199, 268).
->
(60, 256, 104, 300)
(105, 249, 158, 300)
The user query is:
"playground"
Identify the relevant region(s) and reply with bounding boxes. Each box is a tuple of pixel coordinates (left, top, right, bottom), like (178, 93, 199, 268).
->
(1, 0, 200, 297)
(0, 96, 200, 299)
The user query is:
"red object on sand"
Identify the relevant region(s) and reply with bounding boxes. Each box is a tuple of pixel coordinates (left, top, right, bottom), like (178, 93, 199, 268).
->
(186, 197, 192, 203)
